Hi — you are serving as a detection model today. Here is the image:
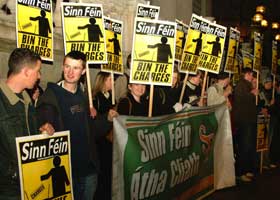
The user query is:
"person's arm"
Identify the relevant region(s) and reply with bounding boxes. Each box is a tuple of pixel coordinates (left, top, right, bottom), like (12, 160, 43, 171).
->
(30, 16, 39, 21)
(117, 98, 130, 115)
(78, 24, 88, 29)
(36, 89, 61, 132)
(90, 113, 113, 138)
(147, 44, 157, 48)
(41, 169, 53, 180)
(47, 20, 51, 34)
(207, 86, 226, 106)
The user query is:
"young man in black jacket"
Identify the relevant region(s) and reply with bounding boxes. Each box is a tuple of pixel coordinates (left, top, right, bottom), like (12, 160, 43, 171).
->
(37, 51, 117, 200)
(0, 48, 54, 199)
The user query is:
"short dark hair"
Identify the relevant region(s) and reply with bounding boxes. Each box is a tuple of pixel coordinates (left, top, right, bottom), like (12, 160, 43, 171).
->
(242, 67, 253, 75)
(126, 54, 131, 69)
(217, 72, 229, 80)
(8, 48, 41, 76)
(64, 51, 87, 69)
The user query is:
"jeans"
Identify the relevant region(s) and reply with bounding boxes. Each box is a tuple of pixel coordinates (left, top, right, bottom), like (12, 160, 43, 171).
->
(73, 173, 98, 200)
(235, 122, 257, 176)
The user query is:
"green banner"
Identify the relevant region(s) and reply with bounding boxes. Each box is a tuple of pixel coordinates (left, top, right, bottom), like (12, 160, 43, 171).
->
(113, 105, 230, 200)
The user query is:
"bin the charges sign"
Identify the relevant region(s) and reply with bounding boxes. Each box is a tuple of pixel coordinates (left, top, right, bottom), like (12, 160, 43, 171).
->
(136, 3, 160, 20)
(180, 14, 210, 74)
(16, 131, 73, 200)
(101, 17, 123, 74)
(253, 32, 262, 72)
(224, 28, 240, 73)
(175, 20, 188, 63)
(242, 50, 254, 69)
(198, 21, 227, 74)
(130, 18, 176, 86)
(16, 0, 53, 61)
(256, 115, 269, 152)
(61, 3, 107, 64)
(272, 40, 277, 76)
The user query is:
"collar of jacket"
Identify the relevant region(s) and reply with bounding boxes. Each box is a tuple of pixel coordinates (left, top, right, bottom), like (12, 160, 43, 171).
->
(0, 80, 31, 105)
(187, 80, 197, 90)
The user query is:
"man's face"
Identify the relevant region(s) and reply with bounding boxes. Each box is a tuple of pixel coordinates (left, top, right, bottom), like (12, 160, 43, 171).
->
(244, 72, 253, 82)
(191, 74, 201, 86)
(26, 60, 41, 89)
(63, 57, 85, 84)
(264, 81, 272, 90)
(129, 84, 146, 98)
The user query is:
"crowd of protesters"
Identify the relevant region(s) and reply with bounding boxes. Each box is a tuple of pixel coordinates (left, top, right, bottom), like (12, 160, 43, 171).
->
(1, 48, 280, 200)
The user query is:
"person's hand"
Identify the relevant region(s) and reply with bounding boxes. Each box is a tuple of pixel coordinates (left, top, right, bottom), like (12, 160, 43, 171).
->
(183, 103, 192, 109)
(226, 99, 232, 110)
(173, 102, 183, 112)
(224, 85, 232, 97)
(251, 88, 258, 96)
(198, 98, 204, 107)
(39, 123, 55, 136)
(32, 88, 40, 101)
(260, 108, 269, 117)
(89, 106, 97, 118)
(270, 99, 275, 106)
(107, 109, 119, 122)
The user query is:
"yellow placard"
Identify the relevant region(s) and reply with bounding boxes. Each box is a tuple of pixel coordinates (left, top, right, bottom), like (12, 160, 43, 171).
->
(253, 32, 262, 72)
(61, 3, 107, 64)
(16, 0, 53, 61)
(272, 40, 277, 76)
(256, 116, 269, 152)
(198, 21, 227, 74)
(101, 17, 123, 74)
(242, 50, 254, 69)
(130, 18, 176, 86)
(224, 28, 240, 73)
(180, 14, 210, 74)
(175, 19, 188, 63)
(16, 131, 73, 200)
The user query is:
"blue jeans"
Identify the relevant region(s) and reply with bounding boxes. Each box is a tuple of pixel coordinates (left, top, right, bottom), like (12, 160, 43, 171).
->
(73, 173, 98, 200)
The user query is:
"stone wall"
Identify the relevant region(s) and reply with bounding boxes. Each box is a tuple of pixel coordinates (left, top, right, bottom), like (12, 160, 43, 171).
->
(0, 0, 211, 88)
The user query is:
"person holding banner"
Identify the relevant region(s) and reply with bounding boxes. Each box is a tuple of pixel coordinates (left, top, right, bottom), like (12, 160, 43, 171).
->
(207, 72, 232, 108)
(92, 71, 114, 113)
(259, 76, 277, 168)
(269, 81, 280, 166)
(117, 83, 148, 116)
(233, 67, 258, 182)
(0, 48, 54, 199)
(152, 66, 182, 116)
(181, 70, 203, 107)
(36, 51, 117, 200)
(92, 71, 115, 200)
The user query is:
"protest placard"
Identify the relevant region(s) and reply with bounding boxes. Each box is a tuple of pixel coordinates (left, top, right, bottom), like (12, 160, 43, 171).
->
(180, 14, 210, 74)
(61, 3, 107, 64)
(175, 20, 188, 63)
(224, 28, 240, 73)
(101, 16, 123, 74)
(197, 21, 227, 74)
(16, 0, 53, 61)
(130, 18, 176, 86)
(16, 131, 73, 200)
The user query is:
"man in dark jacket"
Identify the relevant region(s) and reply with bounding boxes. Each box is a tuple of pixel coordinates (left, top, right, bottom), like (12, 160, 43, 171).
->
(233, 67, 258, 182)
(37, 51, 117, 200)
(0, 48, 54, 199)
